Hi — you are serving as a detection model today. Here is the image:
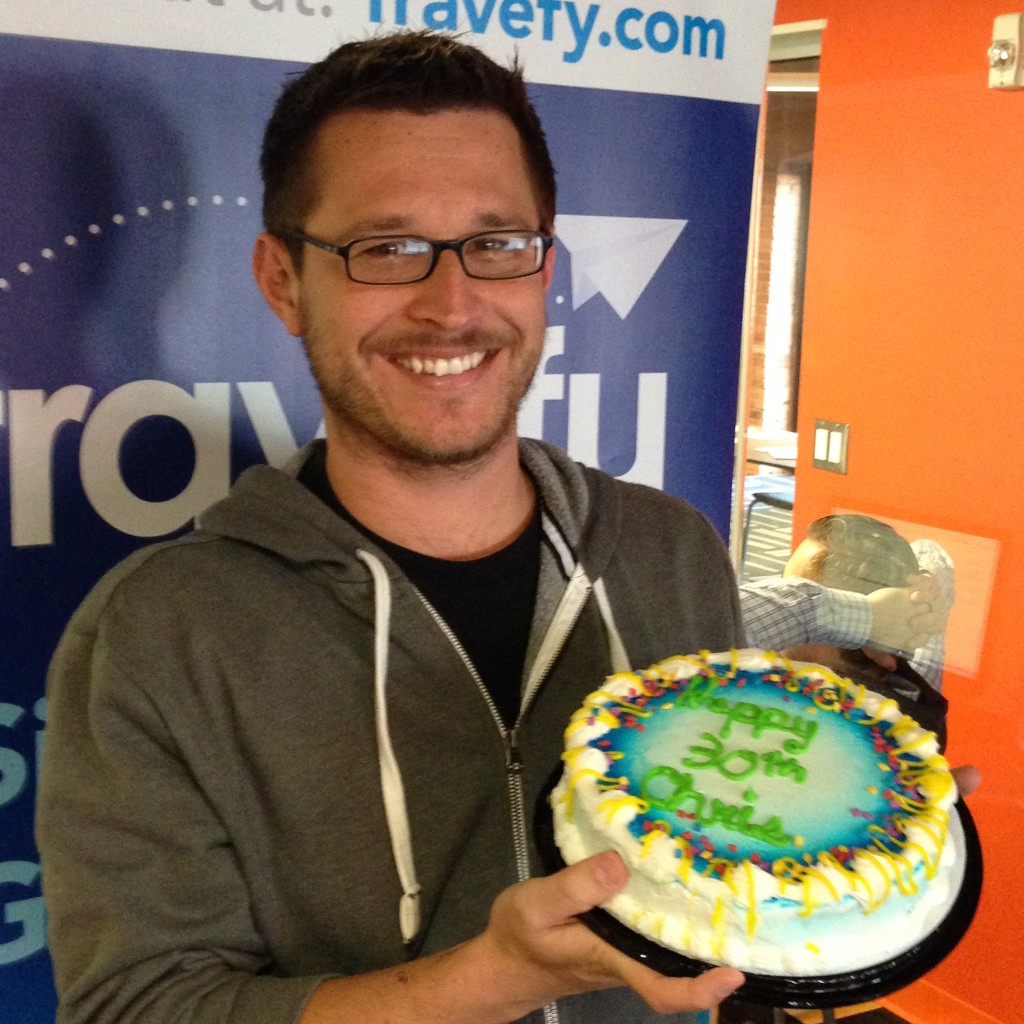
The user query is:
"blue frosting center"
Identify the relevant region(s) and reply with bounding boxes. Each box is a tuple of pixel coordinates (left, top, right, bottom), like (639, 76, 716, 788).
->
(601, 668, 921, 865)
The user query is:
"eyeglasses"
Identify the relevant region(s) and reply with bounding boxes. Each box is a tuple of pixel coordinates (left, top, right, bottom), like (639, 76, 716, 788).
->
(286, 229, 553, 285)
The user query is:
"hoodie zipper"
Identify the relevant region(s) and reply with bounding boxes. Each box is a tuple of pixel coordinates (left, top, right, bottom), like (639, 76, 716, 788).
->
(416, 599, 535, 873)
(416, 575, 592, 1024)
(416, 566, 592, 881)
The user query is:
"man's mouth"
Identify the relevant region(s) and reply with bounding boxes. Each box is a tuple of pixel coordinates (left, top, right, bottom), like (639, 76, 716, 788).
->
(394, 351, 487, 377)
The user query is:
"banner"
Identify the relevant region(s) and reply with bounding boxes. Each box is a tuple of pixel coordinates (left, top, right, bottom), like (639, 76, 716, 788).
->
(0, 3, 774, 1018)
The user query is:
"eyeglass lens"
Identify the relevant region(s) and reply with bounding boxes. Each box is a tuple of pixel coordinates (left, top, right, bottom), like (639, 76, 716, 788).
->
(347, 231, 545, 283)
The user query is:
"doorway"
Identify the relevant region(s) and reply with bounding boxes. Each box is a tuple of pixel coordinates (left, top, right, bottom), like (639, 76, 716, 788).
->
(734, 21, 823, 581)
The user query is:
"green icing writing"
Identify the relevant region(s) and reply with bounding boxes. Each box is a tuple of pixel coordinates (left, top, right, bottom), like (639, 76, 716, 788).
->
(673, 675, 819, 753)
(683, 732, 807, 784)
(640, 767, 793, 847)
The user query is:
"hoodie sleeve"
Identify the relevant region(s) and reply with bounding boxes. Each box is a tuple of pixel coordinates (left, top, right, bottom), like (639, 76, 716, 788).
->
(36, 570, 333, 1024)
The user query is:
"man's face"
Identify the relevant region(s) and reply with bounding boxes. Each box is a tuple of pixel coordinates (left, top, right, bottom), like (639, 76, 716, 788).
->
(264, 107, 552, 469)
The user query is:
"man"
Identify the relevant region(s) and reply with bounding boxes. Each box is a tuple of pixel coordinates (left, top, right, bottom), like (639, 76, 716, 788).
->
(741, 514, 954, 744)
(742, 514, 953, 687)
(37, 31, 746, 1024)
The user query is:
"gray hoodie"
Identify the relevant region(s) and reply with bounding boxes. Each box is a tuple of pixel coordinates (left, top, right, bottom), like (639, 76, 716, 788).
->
(37, 439, 743, 1024)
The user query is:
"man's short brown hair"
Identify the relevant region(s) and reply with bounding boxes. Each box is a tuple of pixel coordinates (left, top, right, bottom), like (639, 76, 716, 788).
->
(260, 31, 557, 258)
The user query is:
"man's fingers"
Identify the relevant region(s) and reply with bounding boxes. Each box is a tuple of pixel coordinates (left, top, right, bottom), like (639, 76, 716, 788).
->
(868, 585, 946, 651)
(908, 607, 945, 632)
(513, 851, 628, 929)
(488, 854, 747, 1013)
(908, 574, 940, 603)
(861, 648, 898, 672)
(952, 765, 981, 797)
(614, 956, 744, 1014)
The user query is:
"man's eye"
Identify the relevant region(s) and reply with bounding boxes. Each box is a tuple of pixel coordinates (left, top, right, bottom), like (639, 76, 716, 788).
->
(358, 239, 430, 259)
(468, 235, 521, 256)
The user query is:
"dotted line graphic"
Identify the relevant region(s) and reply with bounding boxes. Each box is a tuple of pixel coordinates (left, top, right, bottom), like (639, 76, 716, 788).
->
(0, 194, 251, 295)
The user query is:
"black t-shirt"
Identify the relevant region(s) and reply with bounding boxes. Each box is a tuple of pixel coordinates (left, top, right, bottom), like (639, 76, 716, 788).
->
(299, 449, 539, 728)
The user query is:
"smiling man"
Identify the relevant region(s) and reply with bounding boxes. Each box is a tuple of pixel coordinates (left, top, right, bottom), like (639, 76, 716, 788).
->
(253, 103, 550, 560)
(37, 31, 746, 1024)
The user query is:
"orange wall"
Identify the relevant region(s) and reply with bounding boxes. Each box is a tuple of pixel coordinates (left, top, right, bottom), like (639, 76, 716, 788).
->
(773, 2, 1024, 1021)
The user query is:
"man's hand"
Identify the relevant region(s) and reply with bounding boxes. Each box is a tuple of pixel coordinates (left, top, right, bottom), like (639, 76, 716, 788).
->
(867, 575, 948, 653)
(952, 765, 981, 797)
(480, 850, 744, 1016)
(302, 851, 743, 1024)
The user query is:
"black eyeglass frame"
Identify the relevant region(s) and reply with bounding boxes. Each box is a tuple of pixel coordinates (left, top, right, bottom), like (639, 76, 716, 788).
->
(284, 229, 554, 284)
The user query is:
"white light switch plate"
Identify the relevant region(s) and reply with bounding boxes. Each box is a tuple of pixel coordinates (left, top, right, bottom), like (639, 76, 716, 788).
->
(812, 419, 849, 473)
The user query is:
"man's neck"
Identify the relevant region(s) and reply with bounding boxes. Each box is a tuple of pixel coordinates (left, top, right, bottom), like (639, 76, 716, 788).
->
(322, 433, 536, 561)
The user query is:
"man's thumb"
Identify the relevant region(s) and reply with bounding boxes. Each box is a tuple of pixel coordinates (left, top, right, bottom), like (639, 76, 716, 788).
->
(565, 850, 629, 909)
(526, 850, 629, 926)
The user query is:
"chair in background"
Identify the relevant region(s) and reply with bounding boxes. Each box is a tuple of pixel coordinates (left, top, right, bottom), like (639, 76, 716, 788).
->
(740, 490, 795, 581)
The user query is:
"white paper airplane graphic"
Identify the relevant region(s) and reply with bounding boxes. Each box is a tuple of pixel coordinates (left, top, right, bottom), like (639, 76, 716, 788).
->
(554, 215, 688, 320)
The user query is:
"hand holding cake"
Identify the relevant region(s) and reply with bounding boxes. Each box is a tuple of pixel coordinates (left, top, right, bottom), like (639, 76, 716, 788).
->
(479, 848, 744, 1015)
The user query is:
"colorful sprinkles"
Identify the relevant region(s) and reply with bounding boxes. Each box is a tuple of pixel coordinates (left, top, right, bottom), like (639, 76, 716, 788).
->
(564, 651, 953, 893)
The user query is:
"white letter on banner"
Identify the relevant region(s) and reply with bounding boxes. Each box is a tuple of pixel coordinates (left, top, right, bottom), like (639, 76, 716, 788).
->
(0, 862, 46, 966)
(0, 703, 28, 808)
(236, 382, 300, 467)
(517, 326, 565, 440)
(8, 386, 92, 548)
(566, 372, 666, 488)
(79, 381, 231, 537)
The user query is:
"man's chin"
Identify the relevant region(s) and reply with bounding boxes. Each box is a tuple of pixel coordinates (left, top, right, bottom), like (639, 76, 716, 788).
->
(333, 415, 518, 472)
(388, 431, 513, 470)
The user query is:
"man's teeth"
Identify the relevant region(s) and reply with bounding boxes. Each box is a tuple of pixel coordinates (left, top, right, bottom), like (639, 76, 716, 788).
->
(397, 351, 486, 376)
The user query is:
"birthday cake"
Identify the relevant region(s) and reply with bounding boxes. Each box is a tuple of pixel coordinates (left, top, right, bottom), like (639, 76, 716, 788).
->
(551, 649, 960, 976)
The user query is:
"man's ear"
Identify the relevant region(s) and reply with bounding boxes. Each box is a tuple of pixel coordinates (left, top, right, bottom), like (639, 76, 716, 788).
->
(253, 232, 302, 337)
(541, 238, 556, 292)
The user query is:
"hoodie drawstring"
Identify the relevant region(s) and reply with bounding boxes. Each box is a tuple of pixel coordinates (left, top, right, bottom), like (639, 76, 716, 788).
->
(356, 549, 422, 945)
(356, 527, 631, 951)
(592, 577, 631, 674)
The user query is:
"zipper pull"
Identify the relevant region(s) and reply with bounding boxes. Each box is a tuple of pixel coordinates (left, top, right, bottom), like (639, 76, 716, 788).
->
(506, 727, 524, 774)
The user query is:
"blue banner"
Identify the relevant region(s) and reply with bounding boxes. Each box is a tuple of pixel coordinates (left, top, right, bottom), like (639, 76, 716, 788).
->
(523, 83, 758, 519)
(1, 4, 773, 1017)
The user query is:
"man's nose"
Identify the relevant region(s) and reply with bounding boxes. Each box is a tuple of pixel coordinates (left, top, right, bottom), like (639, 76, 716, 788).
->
(405, 249, 481, 328)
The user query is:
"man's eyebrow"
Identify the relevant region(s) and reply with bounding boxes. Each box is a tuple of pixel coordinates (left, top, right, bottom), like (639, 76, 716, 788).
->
(335, 211, 534, 240)
(332, 217, 411, 240)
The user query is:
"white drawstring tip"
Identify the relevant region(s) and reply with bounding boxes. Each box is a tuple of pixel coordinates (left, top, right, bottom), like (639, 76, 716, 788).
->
(399, 888, 421, 944)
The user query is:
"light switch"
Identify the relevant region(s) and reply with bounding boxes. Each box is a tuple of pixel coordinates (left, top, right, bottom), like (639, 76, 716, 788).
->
(827, 430, 843, 463)
(989, 13, 1024, 89)
(814, 427, 829, 461)
(812, 419, 849, 474)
